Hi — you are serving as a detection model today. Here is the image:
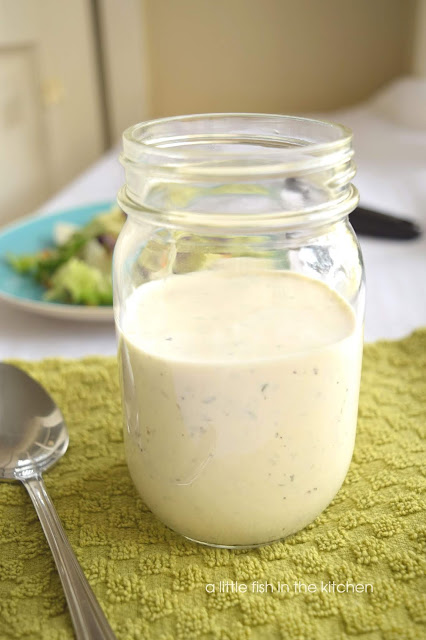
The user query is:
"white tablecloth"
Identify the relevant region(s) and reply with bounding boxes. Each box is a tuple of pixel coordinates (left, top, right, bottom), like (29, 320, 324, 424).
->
(1, 80, 426, 360)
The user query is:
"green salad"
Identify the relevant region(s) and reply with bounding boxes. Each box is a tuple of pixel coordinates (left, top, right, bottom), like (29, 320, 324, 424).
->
(8, 206, 125, 306)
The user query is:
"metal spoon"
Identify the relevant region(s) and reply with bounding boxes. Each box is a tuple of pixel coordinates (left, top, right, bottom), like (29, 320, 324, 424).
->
(0, 363, 117, 640)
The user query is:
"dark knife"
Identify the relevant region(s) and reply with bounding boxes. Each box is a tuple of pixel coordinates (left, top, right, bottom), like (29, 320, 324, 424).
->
(350, 206, 422, 240)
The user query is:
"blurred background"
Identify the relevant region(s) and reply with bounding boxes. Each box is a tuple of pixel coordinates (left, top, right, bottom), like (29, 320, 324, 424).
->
(0, 0, 425, 224)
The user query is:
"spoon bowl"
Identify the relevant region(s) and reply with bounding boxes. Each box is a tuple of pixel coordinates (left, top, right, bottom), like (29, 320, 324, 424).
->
(0, 363, 68, 479)
(0, 362, 117, 639)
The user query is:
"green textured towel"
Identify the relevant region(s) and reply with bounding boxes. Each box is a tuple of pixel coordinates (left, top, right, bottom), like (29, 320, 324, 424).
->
(0, 331, 425, 640)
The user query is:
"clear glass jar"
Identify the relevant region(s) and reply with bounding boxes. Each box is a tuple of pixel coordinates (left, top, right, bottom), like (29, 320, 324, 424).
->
(115, 114, 365, 549)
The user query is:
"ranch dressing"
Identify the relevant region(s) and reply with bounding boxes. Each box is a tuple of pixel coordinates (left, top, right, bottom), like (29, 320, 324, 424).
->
(118, 269, 363, 547)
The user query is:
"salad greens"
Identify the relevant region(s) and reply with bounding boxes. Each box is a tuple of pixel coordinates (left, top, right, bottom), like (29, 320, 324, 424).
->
(44, 258, 113, 306)
(8, 206, 125, 306)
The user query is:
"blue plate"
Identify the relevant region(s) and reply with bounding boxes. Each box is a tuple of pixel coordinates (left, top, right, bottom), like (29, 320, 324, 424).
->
(0, 201, 115, 321)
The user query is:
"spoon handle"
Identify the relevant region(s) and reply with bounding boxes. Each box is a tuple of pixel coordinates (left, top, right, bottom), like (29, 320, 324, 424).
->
(23, 474, 117, 640)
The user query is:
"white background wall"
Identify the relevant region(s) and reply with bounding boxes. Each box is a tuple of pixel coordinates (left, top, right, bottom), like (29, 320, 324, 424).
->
(141, 0, 417, 117)
(413, 0, 426, 76)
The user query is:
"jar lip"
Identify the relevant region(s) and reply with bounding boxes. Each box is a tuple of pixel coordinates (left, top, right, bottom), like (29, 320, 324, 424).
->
(119, 113, 358, 233)
(122, 113, 353, 170)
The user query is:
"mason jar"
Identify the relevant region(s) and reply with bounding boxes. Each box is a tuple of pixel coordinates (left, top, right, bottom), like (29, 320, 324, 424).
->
(114, 114, 365, 549)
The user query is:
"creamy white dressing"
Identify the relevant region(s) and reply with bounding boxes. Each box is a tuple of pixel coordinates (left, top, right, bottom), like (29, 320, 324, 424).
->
(118, 270, 363, 547)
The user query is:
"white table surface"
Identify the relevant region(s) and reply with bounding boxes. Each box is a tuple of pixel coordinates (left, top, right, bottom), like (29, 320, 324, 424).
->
(1, 92, 426, 360)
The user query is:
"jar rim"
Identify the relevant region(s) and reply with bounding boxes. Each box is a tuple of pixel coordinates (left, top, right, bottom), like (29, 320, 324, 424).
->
(122, 113, 353, 173)
(119, 113, 358, 233)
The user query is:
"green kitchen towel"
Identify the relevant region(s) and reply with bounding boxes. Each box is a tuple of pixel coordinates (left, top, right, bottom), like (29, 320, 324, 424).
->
(0, 330, 425, 640)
